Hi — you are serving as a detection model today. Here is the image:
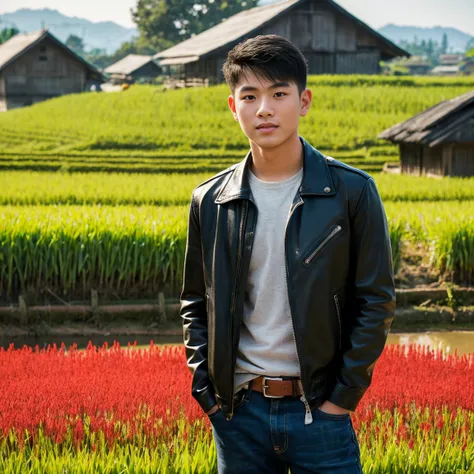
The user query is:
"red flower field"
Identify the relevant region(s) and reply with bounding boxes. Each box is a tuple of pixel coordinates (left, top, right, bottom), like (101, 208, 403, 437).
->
(0, 341, 473, 473)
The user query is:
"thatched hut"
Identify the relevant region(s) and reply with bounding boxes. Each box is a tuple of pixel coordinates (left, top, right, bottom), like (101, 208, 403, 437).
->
(379, 90, 474, 177)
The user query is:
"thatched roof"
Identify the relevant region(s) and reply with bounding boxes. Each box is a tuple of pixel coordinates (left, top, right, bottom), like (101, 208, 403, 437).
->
(0, 29, 105, 80)
(104, 54, 158, 75)
(155, 0, 408, 65)
(378, 90, 474, 147)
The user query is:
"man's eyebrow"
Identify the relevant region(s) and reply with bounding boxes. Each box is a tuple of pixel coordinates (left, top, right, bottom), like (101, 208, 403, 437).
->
(238, 81, 291, 93)
(269, 81, 291, 89)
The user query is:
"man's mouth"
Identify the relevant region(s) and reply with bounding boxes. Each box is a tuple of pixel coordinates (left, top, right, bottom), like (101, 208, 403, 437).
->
(256, 123, 278, 131)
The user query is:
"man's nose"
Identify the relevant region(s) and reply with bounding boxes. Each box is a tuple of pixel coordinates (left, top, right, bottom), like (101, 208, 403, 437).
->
(256, 99, 274, 117)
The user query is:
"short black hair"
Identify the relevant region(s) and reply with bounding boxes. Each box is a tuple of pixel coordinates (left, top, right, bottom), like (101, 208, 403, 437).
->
(222, 35, 308, 95)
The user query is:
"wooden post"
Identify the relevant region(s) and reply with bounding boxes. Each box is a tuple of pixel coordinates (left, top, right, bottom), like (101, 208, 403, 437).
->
(157, 292, 167, 325)
(91, 289, 99, 315)
(448, 144, 453, 176)
(19, 295, 28, 325)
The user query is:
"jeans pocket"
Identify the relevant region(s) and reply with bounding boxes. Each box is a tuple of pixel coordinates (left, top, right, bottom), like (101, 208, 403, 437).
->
(315, 407, 350, 421)
(233, 389, 248, 411)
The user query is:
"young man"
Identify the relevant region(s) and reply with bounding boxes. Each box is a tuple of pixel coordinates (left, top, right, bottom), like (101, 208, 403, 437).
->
(180, 35, 395, 473)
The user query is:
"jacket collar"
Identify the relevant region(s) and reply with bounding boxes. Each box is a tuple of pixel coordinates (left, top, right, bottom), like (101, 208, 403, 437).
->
(214, 136, 336, 204)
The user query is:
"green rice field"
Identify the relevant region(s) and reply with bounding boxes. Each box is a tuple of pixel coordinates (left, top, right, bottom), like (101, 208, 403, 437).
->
(0, 200, 472, 301)
(1, 75, 473, 301)
(1, 75, 474, 172)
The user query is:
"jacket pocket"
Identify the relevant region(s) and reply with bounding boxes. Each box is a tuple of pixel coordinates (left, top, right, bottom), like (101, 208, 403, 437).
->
(303, 224, 342, 266)
(333, 293, 342, 350)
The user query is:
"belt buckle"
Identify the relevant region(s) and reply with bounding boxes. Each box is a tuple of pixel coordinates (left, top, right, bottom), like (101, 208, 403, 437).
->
(262, 376, 285, 398)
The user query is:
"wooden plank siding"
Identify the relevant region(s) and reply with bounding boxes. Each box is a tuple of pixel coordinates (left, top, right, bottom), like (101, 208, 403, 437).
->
(400, 142, 474, 177)
(441, 120, 474, 177)
(422, 145, 443, 176)
(400, 143, 423, 176)
(452, 144, 474, 176)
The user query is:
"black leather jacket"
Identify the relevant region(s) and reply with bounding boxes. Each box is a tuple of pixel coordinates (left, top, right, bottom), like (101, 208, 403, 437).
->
(180, 137, 396, 421)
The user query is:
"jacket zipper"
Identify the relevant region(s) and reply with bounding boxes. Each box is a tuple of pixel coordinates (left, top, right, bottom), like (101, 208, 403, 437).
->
(304, 225, 342, 265)
(333, 293, 342, 350)
(226, 199, 249, 421)
(284, 196, 314, 425)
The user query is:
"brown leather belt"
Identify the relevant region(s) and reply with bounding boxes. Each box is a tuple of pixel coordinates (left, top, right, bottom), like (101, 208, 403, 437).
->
(250, 376, 303, 398)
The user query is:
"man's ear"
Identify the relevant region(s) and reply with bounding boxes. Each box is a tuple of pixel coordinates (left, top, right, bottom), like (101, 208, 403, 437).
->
(300, 88, 312, 117)
(228, 95, 238, 121)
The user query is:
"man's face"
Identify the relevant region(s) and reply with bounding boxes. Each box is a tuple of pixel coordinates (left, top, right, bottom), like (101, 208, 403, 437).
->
(228, 70, 312, 150)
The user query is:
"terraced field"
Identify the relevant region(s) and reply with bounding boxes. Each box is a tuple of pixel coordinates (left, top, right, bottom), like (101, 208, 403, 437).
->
(1, 75, 473, 302)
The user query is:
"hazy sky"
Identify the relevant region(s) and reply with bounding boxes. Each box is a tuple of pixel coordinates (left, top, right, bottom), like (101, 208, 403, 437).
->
(1, 0, 474, 34)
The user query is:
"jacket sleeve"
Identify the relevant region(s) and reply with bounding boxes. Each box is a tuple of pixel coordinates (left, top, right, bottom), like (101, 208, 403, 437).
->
(327, 177, 396, 412)
(179, 192, 217, 413)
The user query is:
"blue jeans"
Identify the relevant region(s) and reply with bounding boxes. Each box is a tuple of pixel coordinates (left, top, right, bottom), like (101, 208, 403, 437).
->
(208, 383, 363, 474)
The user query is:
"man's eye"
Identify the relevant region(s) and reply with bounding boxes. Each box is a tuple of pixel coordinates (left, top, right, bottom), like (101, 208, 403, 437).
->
(242, 95, 255, 100)
(274, 92, 286, 98)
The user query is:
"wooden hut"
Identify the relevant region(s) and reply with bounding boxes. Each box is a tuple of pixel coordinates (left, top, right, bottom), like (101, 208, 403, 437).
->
(0, 29, 105, 111)
(104, 54, 161, 85)
(154, 0, 409, 82)
(378, 90, 474, 177)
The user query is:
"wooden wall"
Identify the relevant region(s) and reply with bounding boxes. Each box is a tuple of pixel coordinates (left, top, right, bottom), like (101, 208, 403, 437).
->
(441, 120, 474, 177)
(423, 145, 444, 176)
(2, 37, 88, 110)
(400, 143, 423, 175)
(451, 144, 474, 176)
(401, 141, 474, 177)
(185, 57, 218, 79)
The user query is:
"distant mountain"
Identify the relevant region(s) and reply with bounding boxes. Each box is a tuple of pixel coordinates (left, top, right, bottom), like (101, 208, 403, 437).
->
(0, 8, 138, 54)
(378, 24, 473, 53)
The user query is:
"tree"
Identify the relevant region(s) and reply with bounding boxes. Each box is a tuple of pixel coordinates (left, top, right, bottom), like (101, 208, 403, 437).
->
(0, 27, 19, 44)
(66, 34, 85, 53)
(427, 39, 434, 56)
(84, 37, 158, 69)
(441, 33, 448, 54)
(113, 37, 157, 58)
(131, 0, 259, 48)
(398, 37, 446, 65)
